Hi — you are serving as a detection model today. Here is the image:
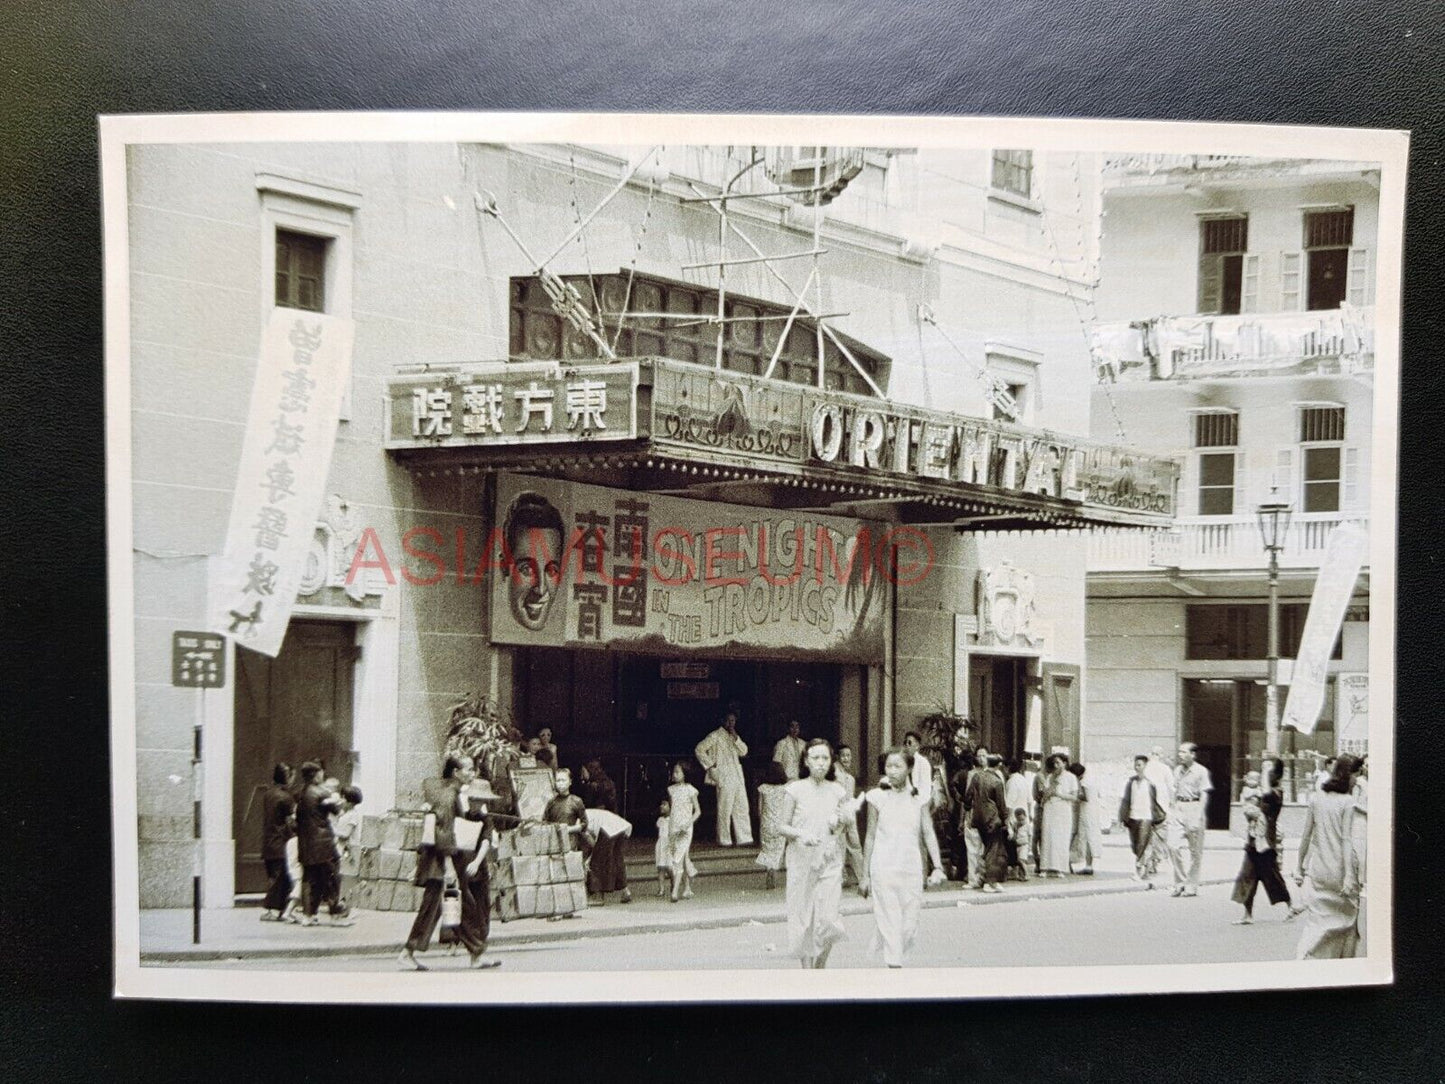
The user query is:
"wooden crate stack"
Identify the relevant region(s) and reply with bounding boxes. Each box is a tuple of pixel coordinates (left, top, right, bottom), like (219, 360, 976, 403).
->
(349, 813, 427, 913)
(348, 814, 588, 921)
(492, 822, 588, 922)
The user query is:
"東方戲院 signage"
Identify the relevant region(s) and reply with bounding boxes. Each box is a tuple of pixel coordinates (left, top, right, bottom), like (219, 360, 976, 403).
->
(386, 361, 638, 448)
(385, 358, 1178, 523)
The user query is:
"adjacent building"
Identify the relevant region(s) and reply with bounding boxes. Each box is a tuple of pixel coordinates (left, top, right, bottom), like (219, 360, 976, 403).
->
(1085, 154, 1376, 829)
(128, 141, 1176, 906)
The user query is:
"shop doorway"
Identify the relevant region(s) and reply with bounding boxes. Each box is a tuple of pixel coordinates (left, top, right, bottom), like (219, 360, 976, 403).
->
(232, 620, 358, 895)
(967, 655, 1029, 763)
(513, 649, 846, 835)
(1182, 678, 1234, 829)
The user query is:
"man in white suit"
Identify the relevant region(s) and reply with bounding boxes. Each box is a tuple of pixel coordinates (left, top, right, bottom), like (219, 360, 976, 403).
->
(694, 711, 753, 846)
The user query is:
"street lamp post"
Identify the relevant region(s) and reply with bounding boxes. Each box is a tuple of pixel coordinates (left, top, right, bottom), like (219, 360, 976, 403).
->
(1256, 488, 1294, 797)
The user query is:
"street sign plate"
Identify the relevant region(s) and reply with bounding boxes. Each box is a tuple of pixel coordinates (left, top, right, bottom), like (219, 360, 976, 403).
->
(172, 630, 226, 688)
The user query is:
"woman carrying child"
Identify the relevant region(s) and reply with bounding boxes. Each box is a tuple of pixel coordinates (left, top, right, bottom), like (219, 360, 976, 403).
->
(1231, 791, 1298, 924)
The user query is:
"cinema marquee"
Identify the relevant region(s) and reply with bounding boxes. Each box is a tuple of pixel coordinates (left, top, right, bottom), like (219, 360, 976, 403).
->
(385, 357, 1178, 529)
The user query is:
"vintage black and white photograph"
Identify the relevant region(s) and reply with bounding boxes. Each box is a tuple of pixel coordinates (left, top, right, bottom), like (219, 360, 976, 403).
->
(102, 113, 1403, 1002)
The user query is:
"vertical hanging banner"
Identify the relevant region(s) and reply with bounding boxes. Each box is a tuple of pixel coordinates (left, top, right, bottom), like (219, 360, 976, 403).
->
(210, 311, 355, 656)
(1282, 521, 1368, 735)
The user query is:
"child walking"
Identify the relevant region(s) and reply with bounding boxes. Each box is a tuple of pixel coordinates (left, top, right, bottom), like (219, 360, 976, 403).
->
(666, 762, 700, 902)
(654, 799, 672, 897)
(1006, 806, 1031, 881)
(755, 761, 789, 889)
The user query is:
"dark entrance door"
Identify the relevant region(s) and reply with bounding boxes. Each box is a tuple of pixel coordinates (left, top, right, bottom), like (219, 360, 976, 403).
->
(968, 655, 1027, 763)
(1182, 678, 1234, 830)
(233, 620, 357, 895)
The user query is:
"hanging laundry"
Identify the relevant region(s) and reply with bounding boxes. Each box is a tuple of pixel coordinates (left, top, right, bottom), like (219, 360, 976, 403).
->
(1089, 322, 1147, 382)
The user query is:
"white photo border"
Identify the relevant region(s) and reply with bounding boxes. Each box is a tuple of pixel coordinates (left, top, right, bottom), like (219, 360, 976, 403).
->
(102, 110, 1406, 1004)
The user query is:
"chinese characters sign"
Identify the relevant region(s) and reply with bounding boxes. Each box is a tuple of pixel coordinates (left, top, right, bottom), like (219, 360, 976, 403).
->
(210, 311, 355, 656)
(385, 363, 637, 449)
(489, 472, 887, 662)
(172, 630, 226, 688)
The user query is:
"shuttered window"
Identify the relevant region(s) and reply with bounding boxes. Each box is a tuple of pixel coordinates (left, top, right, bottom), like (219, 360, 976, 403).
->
(1193, 411, 1239, 448)
(1304, 209, 1355, 249)
(1299, 406, 1346, 443)
(275, 229, 327, 312)
(1304, 209, 1354, 311)
(991, 150, 1033, 198)
(1198, 216, 1248, 315)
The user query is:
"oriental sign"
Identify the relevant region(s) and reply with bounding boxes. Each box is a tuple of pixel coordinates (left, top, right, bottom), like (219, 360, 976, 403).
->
(385, 358, 1179, 521)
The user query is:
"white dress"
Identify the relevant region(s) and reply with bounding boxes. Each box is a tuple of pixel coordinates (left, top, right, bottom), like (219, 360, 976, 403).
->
(1040, 772, 1078, 873)
(783, 778, 848, 961)
(866, 786, 928, 967)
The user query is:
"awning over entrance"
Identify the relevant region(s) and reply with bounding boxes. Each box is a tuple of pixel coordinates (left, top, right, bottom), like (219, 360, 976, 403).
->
(385, 358, 1179, 530)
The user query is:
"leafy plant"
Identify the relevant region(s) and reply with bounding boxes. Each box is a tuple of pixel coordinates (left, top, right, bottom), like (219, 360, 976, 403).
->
(442, 693, 521, 809)
(916, 703, 977, 776)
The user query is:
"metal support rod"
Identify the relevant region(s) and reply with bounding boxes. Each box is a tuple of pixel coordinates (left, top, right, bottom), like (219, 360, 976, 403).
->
(680, 249, 826, 271)
(716, 180, 727, 370)
(762, 265, 817, 381)
(679, 185, 826, 204)
(599, 310, 846, 325)
(688, 182, 886, 399)
(536, 148, 662, 270)
(814, 156, 825, 390)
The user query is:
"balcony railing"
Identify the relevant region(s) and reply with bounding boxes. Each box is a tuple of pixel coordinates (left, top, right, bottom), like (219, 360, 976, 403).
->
(1101, 154, 1380, 182)
(1087, 512, 1369, 572)
(1102, 153, 1257, 174)
(1091, 306, 1374, 383)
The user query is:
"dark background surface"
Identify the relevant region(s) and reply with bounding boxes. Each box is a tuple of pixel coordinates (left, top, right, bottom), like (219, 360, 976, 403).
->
(1, 0, 1440, 1079)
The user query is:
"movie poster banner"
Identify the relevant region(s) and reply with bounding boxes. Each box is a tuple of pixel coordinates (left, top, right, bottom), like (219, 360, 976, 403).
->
(489, 472, 891, 661)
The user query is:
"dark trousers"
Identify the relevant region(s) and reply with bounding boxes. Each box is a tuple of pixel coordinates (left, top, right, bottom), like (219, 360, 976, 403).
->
(407, 852, 486, 955)
(1231, 848, 1293, 912)
(302, 861, 343, 917)
(980, 825, 1008, 884)
(948, 818, 969, 880)
(1126, 819, 1155, 866)
(262, 857, 292, 911)
(588, 832, 628, 895)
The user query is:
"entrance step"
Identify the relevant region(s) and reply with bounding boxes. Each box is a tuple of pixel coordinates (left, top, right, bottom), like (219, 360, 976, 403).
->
(622, 840, 764, 879)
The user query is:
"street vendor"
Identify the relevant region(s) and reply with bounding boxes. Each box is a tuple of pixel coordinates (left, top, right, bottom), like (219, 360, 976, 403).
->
(543, 768, 589, 847)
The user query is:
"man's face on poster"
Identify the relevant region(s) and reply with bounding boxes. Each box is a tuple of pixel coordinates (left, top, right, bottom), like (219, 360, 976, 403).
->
(508, 526, 562, 631)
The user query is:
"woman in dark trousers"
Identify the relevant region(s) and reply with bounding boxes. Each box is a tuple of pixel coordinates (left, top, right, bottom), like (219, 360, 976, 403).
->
(398, 755, 497, 970)
(294, 762, 347, 926)
(259, 763, 296, 921)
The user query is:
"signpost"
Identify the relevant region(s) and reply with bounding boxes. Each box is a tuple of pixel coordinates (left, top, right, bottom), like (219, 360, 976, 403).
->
(173, 631, 226, 943)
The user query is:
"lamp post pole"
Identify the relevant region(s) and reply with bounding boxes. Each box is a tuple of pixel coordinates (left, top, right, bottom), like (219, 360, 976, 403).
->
(1264, 537, 1281, 785)
(1257, 490, 1293, 799)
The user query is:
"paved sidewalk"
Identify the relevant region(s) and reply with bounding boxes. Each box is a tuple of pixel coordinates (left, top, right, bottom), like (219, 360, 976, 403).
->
(141, 831, 1247, 963)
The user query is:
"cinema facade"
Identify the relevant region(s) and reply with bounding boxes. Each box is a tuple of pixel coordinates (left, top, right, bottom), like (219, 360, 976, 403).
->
(126, 140, 1177, 906)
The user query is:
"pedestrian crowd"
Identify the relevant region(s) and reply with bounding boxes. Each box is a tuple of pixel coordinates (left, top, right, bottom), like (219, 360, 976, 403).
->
(259, 711, 1369, 970)
(258, 761, 363, 927)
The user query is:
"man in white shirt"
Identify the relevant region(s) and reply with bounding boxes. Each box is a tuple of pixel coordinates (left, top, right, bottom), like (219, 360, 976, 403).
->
(903, 731, 933, 804)
(1170, 742, 1213, 897)
(694, 711, 752, 846)
(771, 719, 806, 782)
